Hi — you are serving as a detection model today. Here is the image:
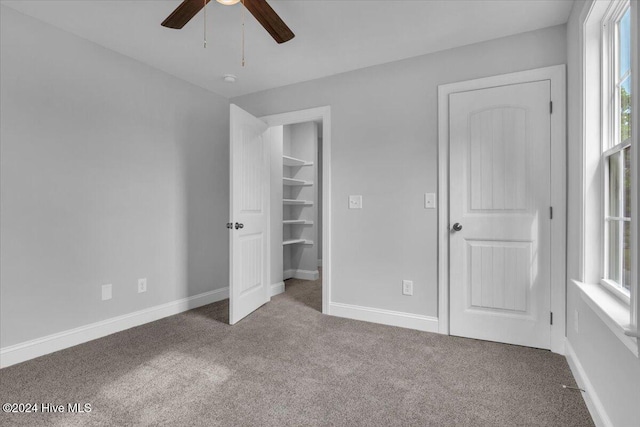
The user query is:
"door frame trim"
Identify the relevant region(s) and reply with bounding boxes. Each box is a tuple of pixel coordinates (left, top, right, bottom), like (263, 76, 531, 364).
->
(260, 106, 332, 315)
(437, 65, 567, 354)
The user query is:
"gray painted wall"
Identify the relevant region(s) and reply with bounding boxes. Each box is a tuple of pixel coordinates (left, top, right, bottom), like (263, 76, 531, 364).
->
(317, 131, 323, 265)
(232, 25, 567, 317)
(269, 126, 284, 287)
(0, 7, 230, 348)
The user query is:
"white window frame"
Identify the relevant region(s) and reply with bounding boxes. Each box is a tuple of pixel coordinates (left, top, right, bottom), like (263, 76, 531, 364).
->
(601, 1, 632, 304)
(574, 0, 638, 356)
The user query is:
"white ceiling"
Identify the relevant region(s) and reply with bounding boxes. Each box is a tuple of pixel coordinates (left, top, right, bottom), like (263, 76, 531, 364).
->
(1, 0, 574, 98)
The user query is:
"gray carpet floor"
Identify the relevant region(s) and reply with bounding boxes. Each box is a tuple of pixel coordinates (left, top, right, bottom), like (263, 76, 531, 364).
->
(0, 276, 593, 427)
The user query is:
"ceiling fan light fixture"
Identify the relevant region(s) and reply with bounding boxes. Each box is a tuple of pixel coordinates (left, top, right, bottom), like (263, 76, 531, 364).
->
(161, 0, 294, 43)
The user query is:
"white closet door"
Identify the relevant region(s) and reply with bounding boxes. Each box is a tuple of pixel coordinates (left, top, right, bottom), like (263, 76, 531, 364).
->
(449, 81, 552, 349)
(229, 104, 270, 325)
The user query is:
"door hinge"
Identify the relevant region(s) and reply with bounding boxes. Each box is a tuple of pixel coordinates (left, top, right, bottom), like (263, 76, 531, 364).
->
(550, 101, 553, 114)
(550, 312, 554, 325)
(549, 206, 553, 219)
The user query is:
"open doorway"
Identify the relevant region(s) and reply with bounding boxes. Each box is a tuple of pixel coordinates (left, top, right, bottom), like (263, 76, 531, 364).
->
(228, 105, 331, 325)
(269, 121, 323, 312)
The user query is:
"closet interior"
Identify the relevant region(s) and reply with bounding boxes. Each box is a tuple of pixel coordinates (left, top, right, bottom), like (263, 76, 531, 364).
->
(271, 121, 322, 284)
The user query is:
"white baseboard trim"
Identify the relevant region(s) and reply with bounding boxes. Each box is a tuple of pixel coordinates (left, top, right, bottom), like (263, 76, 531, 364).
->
(564, 339, 612, 427)
(0, 287, 229, 369)
(284, 269, 319, 281)
(270, 281, 285, 297)
(293, 269, 319, 280)
(328, 302, 439, 333)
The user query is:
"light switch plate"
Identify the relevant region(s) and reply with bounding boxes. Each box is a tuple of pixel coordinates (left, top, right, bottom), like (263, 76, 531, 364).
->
(349, 195, 363, 209)
(102, 284, 112, 301)
(425, 193, 436, 209)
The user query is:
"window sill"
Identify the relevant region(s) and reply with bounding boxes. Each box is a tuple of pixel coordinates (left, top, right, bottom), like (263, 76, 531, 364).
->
(573, 280, 638, 357)
(599, 279, 631, 304)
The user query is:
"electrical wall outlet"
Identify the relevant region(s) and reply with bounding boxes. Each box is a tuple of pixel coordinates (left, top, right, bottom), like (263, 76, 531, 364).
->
(574, 309, 579, 334)
(424, 193, 436, 209)
(102, 284, 112, 301)
(348, 195, 363, 209)
(138, 278, 147, 293)
(402, 280, 413, 296)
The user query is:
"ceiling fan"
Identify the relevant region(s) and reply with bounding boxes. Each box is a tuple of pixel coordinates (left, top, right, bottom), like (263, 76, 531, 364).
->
(161, 0, 295, 44)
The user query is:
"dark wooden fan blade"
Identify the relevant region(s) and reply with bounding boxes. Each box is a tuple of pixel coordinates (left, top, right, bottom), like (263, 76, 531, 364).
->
(162, 0, 211, 29)
(243, 0, 295, 44)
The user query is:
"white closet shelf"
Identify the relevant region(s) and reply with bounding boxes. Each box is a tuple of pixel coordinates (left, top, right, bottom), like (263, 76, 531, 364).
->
(283, 239, 314, 246)
(283, 177, 313, 186)
(283, 220, 314, 225)
(283, 155, 313, 167)
(283, 199, 313, 205)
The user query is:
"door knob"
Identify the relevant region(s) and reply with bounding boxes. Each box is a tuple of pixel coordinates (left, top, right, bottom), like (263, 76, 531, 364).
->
(235, 222, 244, 229)
(452, 223, 463, 232)
(226, 223, 233, 229)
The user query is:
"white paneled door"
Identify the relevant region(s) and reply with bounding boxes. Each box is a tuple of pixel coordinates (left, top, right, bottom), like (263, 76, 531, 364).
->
(449, 81, 552, 349)
(229, 104, 270, 325)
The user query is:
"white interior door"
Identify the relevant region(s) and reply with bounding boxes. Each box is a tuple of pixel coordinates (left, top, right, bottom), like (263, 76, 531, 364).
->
(229, 104, 270, 325)
(449, 81, 551, 349)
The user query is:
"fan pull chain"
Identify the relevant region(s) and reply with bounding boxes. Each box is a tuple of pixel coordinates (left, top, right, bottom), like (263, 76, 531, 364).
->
(203, 0, 207, 48)
(241, 0, 245, 66)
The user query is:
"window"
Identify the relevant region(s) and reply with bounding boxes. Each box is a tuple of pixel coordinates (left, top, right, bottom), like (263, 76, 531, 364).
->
(578, 0, 638, 355)
(602, 3, 633, 302)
